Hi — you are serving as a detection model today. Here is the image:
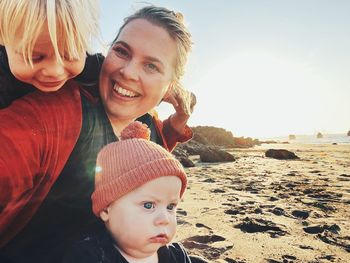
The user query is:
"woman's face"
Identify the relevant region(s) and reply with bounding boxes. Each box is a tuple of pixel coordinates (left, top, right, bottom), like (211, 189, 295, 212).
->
(99, 19, 177, 123)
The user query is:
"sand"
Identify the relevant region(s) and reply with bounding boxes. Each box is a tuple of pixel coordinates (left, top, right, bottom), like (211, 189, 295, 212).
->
(175, 143, 350, 263)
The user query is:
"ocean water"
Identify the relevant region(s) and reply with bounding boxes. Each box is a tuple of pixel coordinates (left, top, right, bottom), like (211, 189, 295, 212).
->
(267, 134, 350, 145)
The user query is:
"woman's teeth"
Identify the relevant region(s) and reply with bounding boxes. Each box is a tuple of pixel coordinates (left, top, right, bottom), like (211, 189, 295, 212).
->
(113, 84, 137, 98)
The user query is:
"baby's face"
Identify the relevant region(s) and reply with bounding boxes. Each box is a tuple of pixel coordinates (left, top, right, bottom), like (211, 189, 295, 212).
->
(100, 176, 182, 259)
(5, 24, 85, 92)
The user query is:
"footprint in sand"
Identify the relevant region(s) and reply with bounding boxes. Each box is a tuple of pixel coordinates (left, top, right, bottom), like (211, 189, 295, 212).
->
(291, 210, 310, 219)
(224, 258, 247, 263)
(195, 223, 212, 231)
(267, 255, 297, 263)
(182, 234, 233, 260)
(234, 217, 287, 238)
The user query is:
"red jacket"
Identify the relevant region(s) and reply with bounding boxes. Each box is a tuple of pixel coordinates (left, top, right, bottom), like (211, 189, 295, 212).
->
(0, 81, 192, 247)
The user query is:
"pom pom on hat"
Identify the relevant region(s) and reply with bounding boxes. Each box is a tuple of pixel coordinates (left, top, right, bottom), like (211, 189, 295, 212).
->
(120, 121, 150, 141)
(91, 121, 187, 217)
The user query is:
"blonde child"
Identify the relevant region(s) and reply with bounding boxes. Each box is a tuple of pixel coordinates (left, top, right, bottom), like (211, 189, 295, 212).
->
(0, 0, 101, 108)
(63, 122, 207, 262)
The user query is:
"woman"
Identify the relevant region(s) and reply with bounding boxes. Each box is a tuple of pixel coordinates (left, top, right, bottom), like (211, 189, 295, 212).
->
(0, 6, 195, 263)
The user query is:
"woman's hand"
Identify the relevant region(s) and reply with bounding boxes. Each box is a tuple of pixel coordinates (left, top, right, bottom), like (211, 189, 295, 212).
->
(162, 89, 196, 133)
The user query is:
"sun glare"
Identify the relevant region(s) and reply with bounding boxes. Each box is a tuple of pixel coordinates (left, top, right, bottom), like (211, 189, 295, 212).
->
(192, 51, 329, 138)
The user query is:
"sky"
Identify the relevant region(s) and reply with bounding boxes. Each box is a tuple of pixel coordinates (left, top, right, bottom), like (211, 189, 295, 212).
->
(99, 0, 350, 139)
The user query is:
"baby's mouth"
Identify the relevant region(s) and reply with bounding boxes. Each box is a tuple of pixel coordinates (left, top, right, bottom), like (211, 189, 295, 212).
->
(150, 233, 169, 243)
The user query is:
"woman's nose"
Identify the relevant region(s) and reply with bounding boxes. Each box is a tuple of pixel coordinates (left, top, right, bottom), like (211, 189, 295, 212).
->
(119, 60, 140, 81)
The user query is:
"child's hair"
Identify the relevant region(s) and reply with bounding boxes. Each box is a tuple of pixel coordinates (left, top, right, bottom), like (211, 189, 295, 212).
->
(0, 0, 100, 66)
(91, 121, 187, 216)
(112, 5, 193, 115)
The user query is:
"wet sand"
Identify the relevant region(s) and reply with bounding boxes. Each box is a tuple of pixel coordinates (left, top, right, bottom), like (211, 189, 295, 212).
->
(175, 143, 350, 263)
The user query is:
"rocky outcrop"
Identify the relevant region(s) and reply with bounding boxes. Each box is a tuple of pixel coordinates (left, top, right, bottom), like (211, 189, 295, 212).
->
(172, 147, 195, 168)
(347, 130, 350, 136)
(174, 141, 235, 163)
(289, 134, 296, 140)
(317, 132, 323, 138)
(199, 147, 235, 163)
(191, 126, 261, 148)
(173, 125, 261, 165)
(191, 126, 236, 147)
(265, 149, 299, 160)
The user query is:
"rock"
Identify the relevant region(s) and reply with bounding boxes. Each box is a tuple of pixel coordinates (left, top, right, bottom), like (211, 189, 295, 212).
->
(347, 130, 350, 136)
(289, 134, 296, 140)
(179, 140, 206, 155)
(265, 149, 299, 160)
(200, 147, 235, 163)
(317, 132, 323, 138)
(192, 126, 236, 147)
(191, 126, 261, 148)
(172, 146, 195, 167)
(177, 157, 195, 167)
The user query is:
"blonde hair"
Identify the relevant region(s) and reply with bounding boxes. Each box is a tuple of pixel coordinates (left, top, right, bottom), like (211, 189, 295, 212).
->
(0, 0, 100, 66)
(113, 6, 193, 114)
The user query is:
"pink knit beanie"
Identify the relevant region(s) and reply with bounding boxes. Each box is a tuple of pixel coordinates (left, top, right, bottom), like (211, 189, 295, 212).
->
(91, 121, 187, 217)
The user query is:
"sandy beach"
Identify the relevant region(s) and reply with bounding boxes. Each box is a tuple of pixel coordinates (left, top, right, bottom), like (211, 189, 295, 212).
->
(175, 143, 350, 263)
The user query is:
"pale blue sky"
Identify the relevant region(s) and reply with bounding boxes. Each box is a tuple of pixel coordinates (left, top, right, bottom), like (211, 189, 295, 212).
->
(99, 1, 350, 138)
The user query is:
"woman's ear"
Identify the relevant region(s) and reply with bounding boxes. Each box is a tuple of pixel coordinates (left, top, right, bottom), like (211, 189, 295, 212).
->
(99, 207, 110, 222)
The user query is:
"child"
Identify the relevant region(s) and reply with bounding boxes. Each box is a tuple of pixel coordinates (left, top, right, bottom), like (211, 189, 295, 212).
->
(0, 0, 101, 108)
(63, 122, 205, 263)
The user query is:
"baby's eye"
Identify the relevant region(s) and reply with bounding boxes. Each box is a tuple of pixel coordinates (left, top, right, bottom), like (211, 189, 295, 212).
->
(167, 203, 177, 211)
(143, 202, 155, 210)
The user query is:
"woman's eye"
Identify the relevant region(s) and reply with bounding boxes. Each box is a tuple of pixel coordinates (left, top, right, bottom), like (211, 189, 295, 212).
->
(145, 63, 159, 72)
(167, 203, 177, 211)
(143, 202, 155, 210)
(114, 47, 129, 58)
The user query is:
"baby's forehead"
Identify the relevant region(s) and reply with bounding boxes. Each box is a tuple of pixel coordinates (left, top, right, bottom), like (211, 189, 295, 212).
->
(129, 176, 183, 199)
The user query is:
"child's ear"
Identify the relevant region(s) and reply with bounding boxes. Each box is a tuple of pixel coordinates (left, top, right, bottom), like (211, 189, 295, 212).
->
(99, 207, 109, 222)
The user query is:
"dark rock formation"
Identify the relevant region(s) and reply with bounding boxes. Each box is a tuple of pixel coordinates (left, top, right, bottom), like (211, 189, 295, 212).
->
(191, 126, 261, 148)
(175, 139, 235, 163)
(347, 130, 350, 136)
(177, 157, 195, 167)
(173, 125, 262, 164)
(265, 149, 299, 160)
(191, 126, 236, 147)
(199, 147, 235, 163)
(172, 147, 195, 167)
(317, 132, 323, 138)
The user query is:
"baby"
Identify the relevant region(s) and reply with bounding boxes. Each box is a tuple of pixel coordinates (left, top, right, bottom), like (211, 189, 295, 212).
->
(63, 122, 204, 263)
